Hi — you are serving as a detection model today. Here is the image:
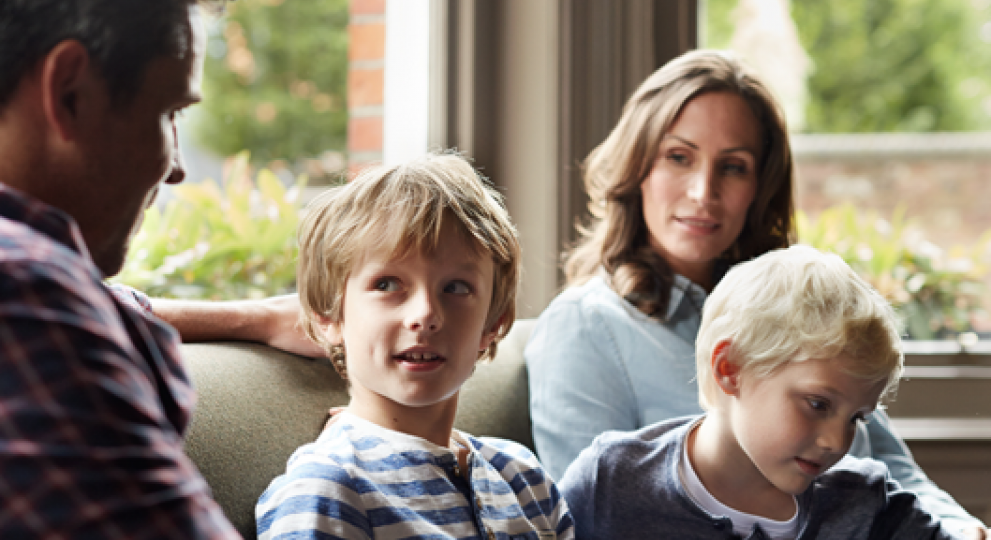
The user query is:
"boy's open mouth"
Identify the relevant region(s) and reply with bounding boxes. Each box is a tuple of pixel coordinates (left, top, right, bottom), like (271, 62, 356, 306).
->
(395, 352, 444, 364)
(794, 457, 822, 476)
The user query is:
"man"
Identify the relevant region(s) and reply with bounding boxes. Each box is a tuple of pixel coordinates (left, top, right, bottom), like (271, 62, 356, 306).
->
(0, 1, 256, 537)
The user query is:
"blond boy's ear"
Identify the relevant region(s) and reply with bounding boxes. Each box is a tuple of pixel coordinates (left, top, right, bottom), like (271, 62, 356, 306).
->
(712, 340, 743, 397)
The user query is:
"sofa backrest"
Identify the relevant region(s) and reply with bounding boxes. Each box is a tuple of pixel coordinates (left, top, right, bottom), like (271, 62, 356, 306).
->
(181, 319, 536, 539)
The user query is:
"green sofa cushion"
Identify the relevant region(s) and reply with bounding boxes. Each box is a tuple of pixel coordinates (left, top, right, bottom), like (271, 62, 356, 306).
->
(181, 319, 535, 539)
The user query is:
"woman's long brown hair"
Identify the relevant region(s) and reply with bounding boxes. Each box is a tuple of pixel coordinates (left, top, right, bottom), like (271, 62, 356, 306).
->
(565, 50, 795, 318)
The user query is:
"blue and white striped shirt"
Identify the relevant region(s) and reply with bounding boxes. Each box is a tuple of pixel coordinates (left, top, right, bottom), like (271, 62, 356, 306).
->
(256, 412, 574, 540)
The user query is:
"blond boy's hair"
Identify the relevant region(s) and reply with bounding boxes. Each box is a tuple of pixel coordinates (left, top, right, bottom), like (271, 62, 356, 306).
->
(696, 245, 904, 410)
(297, 152, 521, 363)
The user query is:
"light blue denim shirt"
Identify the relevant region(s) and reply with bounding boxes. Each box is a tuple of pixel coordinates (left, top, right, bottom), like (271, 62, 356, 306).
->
(525, 275, 982, 532)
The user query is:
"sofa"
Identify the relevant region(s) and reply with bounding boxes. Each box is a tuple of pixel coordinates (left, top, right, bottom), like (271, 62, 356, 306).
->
(181, 319, 537, 539)
(181, 318, 991, 537)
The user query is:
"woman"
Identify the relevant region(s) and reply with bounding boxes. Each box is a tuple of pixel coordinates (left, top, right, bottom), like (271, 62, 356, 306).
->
(525, 49, 985, 536)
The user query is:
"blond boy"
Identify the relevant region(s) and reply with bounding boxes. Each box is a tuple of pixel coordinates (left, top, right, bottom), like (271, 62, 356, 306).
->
(559, 245, 963, 540)
(256, 153, 573, 540)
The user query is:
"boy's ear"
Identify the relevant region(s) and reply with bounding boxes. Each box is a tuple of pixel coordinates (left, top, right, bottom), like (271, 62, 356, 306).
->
(317, 315, 344, 346)
(478, 314, 505, 353)
(712, 340, 743, 397)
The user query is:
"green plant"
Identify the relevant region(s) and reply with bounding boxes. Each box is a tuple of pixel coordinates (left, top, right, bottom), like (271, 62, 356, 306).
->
(704, 0, 991, 133)
(797, 204, 987, 339)
(113, 151, 307, 300)
(195, 0, 348, 169)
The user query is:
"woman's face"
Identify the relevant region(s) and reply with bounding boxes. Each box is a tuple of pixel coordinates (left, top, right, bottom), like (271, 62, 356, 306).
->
(640, 91, 761, 290)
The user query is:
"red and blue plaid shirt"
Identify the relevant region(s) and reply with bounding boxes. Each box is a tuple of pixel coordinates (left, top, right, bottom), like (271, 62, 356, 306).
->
(0, 183, 239, 539)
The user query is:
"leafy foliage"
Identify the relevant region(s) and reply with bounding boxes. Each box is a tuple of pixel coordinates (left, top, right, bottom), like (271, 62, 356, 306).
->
(194, 0, 349, 165)
(797, 204, 988, 339)
(113, 152, 308, 300)
(704, 0, 991, 132)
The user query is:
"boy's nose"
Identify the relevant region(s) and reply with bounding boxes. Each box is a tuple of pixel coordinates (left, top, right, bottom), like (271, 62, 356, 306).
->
(817, 421, 853, 454)
(406, 290, 442, 333)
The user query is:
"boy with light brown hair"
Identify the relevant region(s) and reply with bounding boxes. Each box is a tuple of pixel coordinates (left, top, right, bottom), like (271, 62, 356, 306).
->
(256, 152, 573, 540)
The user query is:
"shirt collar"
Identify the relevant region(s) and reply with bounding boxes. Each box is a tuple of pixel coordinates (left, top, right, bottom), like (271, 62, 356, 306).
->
(666, 273, 709, 321)
(0, 182, 92, 262)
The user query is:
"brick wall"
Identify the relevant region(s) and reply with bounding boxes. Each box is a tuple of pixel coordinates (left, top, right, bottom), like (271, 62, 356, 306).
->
(794, 133, 991, 255)
(347, 0, 386, 177)
(793, 132, 991, 329)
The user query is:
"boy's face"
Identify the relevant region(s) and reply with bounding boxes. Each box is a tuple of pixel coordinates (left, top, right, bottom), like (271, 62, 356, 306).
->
(724, 357, 886, 495)
(322, 222, 499, 416)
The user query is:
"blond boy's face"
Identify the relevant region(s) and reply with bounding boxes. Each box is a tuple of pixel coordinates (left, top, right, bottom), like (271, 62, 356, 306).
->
(321, 222, 498, 417)
(723, 356, 886, 495)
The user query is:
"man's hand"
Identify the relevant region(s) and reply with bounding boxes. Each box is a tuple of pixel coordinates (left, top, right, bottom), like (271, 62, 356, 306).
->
(152, 294, 326, 358)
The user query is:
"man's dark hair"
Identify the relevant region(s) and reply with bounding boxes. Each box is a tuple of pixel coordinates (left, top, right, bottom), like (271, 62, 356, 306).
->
(0, 0, 223, 110)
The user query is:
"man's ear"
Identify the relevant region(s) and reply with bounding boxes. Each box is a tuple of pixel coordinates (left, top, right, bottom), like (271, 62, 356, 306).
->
(478, 314, 505, 353)
(39, 40, 95, 142)
(712, 340, 743, 397)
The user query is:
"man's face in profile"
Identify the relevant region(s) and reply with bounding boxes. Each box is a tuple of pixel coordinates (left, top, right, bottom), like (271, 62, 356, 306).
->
(78, 4, 207, 276)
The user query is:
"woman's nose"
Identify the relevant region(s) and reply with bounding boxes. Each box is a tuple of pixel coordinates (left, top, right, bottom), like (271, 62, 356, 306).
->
(686, 166, 716, 205)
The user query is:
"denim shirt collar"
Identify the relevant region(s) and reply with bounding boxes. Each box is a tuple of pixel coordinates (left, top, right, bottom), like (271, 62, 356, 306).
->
(667, 273, 709, 321)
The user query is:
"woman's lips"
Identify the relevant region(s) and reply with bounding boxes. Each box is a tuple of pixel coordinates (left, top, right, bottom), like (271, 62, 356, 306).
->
(674, 217, 720, 233)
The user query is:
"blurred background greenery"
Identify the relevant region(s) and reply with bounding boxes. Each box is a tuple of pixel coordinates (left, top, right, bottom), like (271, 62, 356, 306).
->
(797, 205, 989, 339)
(194, 0, 349, 179)
(705, 0, 991, 133)
(113, 153, 310, 300)
(111, 0, 991, 339)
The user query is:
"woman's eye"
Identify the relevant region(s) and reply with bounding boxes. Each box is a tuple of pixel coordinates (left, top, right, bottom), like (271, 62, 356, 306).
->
(373, 278, 400, 292)
(666, 152, 689, 165)
(444, 281, 472, 295)
(721, 162, 748, 176)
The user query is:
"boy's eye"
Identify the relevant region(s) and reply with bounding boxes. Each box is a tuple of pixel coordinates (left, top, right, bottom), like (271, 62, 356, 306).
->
(851, 411, 872, 425)
(807, 397, 830, 413)
(444, 280, 472, 295)
(373, 278, 400, 292)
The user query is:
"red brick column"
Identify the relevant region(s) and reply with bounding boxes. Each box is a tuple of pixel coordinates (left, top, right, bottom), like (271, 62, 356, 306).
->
(348, 0, 386, 177)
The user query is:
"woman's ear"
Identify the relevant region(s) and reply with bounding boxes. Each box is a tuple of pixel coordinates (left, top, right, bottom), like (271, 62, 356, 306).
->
(711, 340, 743, 397)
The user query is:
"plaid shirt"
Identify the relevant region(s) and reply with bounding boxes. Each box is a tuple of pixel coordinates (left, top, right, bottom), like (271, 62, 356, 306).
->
(0, 183, 239, 539)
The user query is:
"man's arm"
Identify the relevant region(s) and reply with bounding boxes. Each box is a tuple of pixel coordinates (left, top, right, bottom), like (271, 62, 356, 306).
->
(152, 293, 326, 358)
